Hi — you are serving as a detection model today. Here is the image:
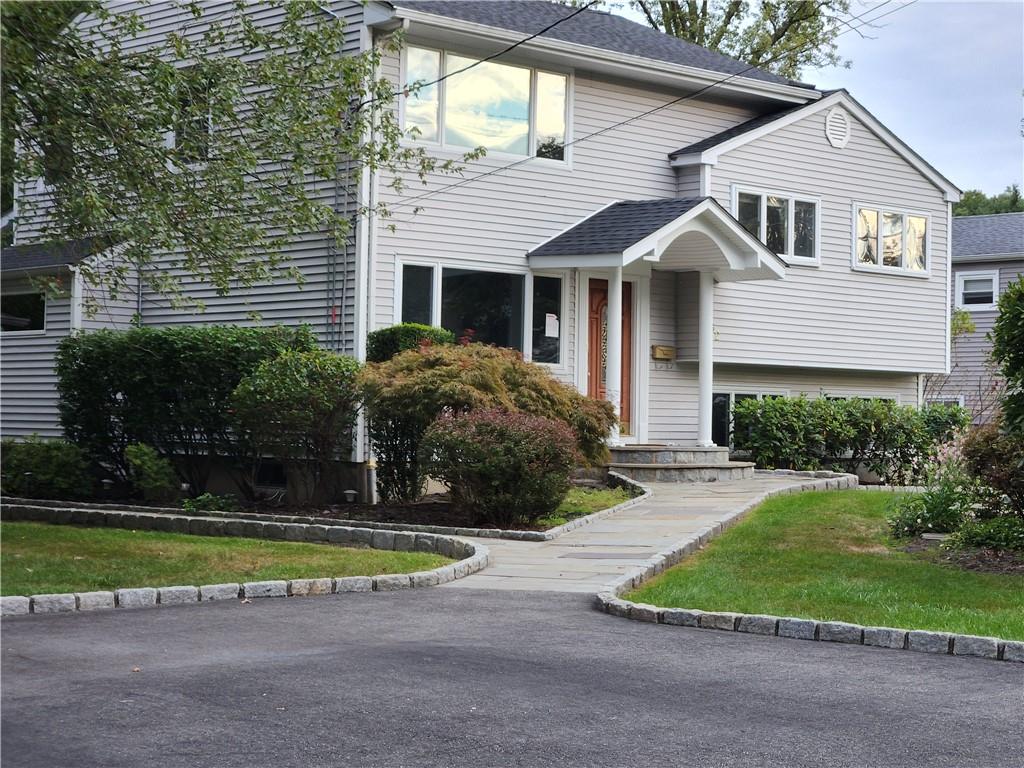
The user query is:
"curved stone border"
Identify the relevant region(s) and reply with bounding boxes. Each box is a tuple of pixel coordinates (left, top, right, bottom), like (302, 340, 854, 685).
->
(592, 470, 1022, 664)
(1, 473, 647, 543)
(0, 502, 489, 618)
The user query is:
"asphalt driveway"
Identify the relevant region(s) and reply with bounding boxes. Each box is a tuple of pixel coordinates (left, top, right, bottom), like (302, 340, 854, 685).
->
(2, 588, 1022, 768)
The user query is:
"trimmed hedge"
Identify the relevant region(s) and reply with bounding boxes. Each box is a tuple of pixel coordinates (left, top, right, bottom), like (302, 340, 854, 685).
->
(55, 325, 316, 495)
(420, 409, 578, 528)
(733, 396, 969, 484)
(0, 436, 93, 499)
(366, 323, 455, 363)
(360, 344, 616, 502)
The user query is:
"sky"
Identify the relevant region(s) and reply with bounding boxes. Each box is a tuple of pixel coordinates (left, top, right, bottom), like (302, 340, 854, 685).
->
(619, 0, 1024, 196)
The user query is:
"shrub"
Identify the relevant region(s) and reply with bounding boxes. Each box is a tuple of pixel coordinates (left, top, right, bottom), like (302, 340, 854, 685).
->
(961, 422, 1024, 517)
(366, 323, 455, 363)
(733, 395, 820, 470)
(182, 492, 241, 514)
(55, 325, 316, 495)
(920, 402, 971, 445)
(125, 443, 178, 503)
(887, 453, 979, 538)
(232, 349, 361, 504)
(419, 409, 578, 528)
(946, 516, 1024, 552)
(360, 344, 615, 502)
(0, 435, 93, 499)
(991, 276, 1024, 434)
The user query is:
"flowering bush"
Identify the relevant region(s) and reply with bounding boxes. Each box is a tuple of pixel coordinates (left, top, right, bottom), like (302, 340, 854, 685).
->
(419, 409, 578, 528)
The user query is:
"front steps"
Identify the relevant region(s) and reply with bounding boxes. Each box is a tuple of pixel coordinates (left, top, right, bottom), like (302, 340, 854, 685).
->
(608, 444, 755, 483)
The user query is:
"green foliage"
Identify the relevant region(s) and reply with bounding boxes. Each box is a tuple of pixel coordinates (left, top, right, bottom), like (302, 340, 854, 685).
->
(366, 323, 455, 363)
(952, 185, 1024, 216)
(0, 435, 92, 499)
(950, 307, 976, 340)
(630, 0, 850, 78)
(887, 457, 979, 539)
(961, 422, 1024, 517)
(991, 277, 1024, 434)
(946, 516, 1024, 552)
(360, 344, 615, 502)
(232, 349, 361, 504)
(4, 1, 479, 308)
(733, 396, 969, 484)
(420, 409, 578, 528)
(182, 492, 240, 515)
(55, 325, 315, 494)
(125, 443, 178, 503)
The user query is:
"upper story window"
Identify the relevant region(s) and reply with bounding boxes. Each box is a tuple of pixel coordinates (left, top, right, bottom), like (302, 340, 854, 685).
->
(734, 187, 819, 265)
(1, 291, 46, 333)
(174, 71, 214, 163)
(405, 46, 569, 161)
(955, 269, 999, 311)
(854, 205, 928, 274)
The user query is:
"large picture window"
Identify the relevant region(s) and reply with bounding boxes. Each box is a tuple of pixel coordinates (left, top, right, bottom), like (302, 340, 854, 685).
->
(405, 46, 568, 160)
(854, 204, 928, 273)
(734, 188, 819, 264)
(1, 292, 46, 333)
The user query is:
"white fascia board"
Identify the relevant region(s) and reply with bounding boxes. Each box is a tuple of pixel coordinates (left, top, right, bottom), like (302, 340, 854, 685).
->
(670, 91, 961, 202)
(527, 252, 624, 269)
(387, 7, 819, 105)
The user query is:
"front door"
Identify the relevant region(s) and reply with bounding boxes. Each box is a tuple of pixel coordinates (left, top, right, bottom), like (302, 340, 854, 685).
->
(588, 279, 633, 435)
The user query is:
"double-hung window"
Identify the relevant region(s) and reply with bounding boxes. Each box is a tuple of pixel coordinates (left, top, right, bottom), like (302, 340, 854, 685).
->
(404, 46, 569, 161)
(734, 188, 819, 264)
(397, 262, 566, 364)
(854, 205, 928, 274)
(955, 270, 999, 311)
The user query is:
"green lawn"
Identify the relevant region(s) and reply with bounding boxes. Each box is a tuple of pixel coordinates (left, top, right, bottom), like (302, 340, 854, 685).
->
(537, 486, 634, 528)
(628, 491, 1024, 640)
(0, 522, 451, 596)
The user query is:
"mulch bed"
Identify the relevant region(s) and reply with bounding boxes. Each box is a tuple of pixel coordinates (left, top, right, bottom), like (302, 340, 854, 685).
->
(901, 539, 1024, 575)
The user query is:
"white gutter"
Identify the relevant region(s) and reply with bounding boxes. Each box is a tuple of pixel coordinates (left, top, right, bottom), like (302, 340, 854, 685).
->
(385, 7, 820, 106)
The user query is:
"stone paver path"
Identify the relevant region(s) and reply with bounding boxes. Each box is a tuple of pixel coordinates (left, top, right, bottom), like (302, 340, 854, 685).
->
(446, 476, 810, 593)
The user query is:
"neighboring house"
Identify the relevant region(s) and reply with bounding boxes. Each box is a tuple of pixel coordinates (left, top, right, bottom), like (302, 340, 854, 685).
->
(2, 1, 961, 467)
(928, 212, 1024, 422)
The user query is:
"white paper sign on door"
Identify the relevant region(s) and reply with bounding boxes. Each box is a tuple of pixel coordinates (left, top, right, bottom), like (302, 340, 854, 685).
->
(545, 313, 559, 338)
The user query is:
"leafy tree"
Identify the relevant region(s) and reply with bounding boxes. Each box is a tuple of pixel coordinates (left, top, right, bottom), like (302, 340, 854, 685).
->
(991, 277, 1024, 434)
(629, 0, 851, 78)
(4, 1, 477, 308)
(953, 185, 1024, 216)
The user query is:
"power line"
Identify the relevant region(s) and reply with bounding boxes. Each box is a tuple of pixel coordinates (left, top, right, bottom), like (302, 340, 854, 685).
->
(390, 0, 917, 212)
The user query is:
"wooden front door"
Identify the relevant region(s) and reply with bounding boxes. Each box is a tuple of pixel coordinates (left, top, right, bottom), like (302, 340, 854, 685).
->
(588, 279, 633, 435)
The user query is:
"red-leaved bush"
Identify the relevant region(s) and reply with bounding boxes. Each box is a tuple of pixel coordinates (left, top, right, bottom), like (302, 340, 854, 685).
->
(419, 409, 578, 528)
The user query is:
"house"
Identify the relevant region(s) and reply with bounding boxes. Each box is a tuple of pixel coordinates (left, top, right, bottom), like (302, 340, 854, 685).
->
(1, 1, 961, 478)
(927, 212, 1024, 421)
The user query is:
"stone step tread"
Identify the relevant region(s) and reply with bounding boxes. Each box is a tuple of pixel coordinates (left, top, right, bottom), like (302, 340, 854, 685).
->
(608, 462, 756, 470)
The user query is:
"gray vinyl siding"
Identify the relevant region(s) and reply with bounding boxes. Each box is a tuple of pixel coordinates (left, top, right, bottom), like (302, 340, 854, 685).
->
(0, 276, 73, 438)
(371, 42, 756, 340)
(931, 257, 1024, 421)
(675, 167, 701, 198)
(14, 0, 366, 356)
(708, 107, 950, 374)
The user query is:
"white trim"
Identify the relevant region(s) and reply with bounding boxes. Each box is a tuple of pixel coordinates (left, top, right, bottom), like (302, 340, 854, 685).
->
(388, 6, 817, 105)
(633, 275, 650, 443)
(698, 164, 712, 197)
(955, 268, 1000, 312)
(529, 269, 571, 371)
(849, 202, 932, 278)
(0, 288, 48, 336)
(730, 184, 821, 267)
(69, 267, 83, 331)
(945, 204, 952, 375)
(401, 43, 573, 167)
(670, 91, 961, 202)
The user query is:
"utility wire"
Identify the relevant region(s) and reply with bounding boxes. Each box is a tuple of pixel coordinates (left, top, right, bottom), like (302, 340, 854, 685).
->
(390, 0, 917, 212)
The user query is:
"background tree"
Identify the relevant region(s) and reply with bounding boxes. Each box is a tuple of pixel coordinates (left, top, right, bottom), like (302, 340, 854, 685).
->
(629, 0, 851, 78)
(3, 1, 477, 307)
(953, 184, 1024, 216)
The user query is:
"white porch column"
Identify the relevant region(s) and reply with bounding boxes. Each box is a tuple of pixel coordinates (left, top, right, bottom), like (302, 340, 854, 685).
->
(697, 270, 716, 447)
(606, 266, 623, 444)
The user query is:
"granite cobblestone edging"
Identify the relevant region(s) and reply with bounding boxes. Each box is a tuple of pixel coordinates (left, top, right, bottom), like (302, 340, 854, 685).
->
(1, 472, 648, 543)
(0, 503, 489, 619)
(593, 471, 1024, 664)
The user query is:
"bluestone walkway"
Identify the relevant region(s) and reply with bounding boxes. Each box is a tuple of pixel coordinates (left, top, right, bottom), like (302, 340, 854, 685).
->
(446, 476, 809, 593)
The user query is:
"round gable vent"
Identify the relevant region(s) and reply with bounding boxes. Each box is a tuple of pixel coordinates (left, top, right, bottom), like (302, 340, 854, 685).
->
(825, 107, 851, 149)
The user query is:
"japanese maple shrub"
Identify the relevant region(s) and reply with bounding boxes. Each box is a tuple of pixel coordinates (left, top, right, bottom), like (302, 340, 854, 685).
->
(420, 409, 578, 528)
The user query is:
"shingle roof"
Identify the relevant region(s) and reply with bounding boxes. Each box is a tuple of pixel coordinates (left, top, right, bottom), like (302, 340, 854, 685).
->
(395, 1, 806, 87)
(1, 238, 102, 273)
(669, 101, 812, 158)
(529, 198, 705, 258)
(952, 213, 1024, 259)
